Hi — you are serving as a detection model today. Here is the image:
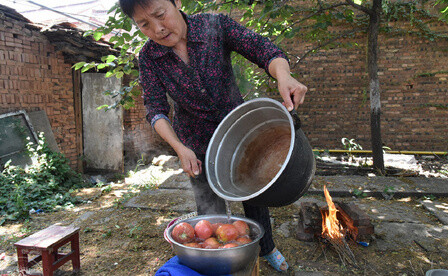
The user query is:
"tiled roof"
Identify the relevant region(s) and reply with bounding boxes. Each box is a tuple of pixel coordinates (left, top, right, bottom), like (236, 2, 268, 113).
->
(0, 4, 32, 23)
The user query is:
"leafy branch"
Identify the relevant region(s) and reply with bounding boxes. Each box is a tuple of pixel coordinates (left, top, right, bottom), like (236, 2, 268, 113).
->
(72, 0, 447, 110)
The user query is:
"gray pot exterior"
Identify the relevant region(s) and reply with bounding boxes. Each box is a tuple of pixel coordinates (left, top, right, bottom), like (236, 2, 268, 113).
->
(246, 127, 316, 207)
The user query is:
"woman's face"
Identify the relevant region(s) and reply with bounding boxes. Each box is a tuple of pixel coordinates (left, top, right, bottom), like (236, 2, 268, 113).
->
(133, 0, 186, 48)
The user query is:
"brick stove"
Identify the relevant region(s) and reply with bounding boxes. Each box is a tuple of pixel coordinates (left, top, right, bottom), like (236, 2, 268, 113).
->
(296, 202, 374, 242)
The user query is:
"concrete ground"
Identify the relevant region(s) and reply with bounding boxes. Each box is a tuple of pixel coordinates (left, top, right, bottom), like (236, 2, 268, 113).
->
(122, 155, 448, 275)
(124, 156, 448, 226)
(1, 155, 447, 275)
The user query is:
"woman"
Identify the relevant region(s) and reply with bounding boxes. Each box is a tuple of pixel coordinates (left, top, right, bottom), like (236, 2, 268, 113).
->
(119, 0, 307, 272)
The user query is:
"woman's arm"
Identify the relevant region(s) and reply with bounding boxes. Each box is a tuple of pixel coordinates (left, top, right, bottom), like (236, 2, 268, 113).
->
(220, 14, 287, 75)
(153, 118, 202, 178)
(268, 57, 307, 111)
(139, 54, 201, 177)
(219, 15, 307, 109)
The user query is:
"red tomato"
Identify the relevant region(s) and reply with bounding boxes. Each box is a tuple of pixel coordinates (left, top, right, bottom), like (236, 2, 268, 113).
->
(215, 224, 239, 243)
(222, 243, 239, 248)
(184, 242, 201, 248)
(233, 220, 250, 236)
(194, 220, 214, 240)
(211, 223, 223, 234)
(201, 237, 221, 249)
(171, 222, 195, 244)
(236, 236, 252, 245)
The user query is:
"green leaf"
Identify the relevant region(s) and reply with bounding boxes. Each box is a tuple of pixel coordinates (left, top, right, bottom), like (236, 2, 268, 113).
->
(108, 3, 118, 13)
(116, 71, 124, 79)
(131, 69, 139, 77)
(97, 104, 110, 110)
(123, 64, 132, 74)
(83, 30, 93, 37)
(72, 62, 86, 70)
(109, 36, 119, 43)
(123, 20, 132, 32)
(122, 33, 132, 41)
(106, 55, 117, 63)
(93, 32, 103, 41)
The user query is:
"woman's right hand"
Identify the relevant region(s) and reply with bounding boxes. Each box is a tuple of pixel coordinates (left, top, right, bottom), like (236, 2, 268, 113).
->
(177, 146, 202, 178)
(153, 118, 202, 178)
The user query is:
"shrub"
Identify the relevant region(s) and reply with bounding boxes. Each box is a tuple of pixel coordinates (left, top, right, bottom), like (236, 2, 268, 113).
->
(0, 133, 87, 224)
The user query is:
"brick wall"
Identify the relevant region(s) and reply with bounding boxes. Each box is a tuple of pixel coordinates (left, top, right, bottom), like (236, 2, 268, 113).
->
(119, 24, 448, 155)
(268, 26, 448, 152)
(0, 12, 79, 167)
(123, 93, 172, 164)
(1, 4, 447, 173)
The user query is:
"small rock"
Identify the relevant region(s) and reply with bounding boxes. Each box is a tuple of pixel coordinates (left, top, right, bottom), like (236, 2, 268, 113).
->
(89, 175, 107, 184)
(152, 155, 180, 169)
(276, 222, 291, 238)
(91, 217, 111, 226)
(421, 155, 435, 160)
(71, 211, 95, 227)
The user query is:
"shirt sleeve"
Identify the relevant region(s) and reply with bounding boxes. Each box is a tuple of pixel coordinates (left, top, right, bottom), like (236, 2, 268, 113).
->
(219, 14, 288, 77)
(138, 54, 171, 128)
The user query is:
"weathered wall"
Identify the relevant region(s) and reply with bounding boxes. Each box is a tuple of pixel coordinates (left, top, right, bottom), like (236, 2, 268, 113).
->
(81, 73, 123, 172)
(0, 11, 79, 167)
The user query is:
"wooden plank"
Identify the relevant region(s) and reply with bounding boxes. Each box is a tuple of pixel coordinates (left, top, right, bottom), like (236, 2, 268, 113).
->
(14, 225, 79, 249)
(250, 258, 259, 276)
(72, 68, 83, 173)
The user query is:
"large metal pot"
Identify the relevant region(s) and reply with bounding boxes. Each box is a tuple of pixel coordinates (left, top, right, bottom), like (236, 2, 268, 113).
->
(205, 98, 315, 207)
(165, 214, 264, 275)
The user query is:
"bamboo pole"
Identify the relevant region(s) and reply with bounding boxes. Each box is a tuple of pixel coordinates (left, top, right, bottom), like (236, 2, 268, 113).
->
(313, 149, 448, 155)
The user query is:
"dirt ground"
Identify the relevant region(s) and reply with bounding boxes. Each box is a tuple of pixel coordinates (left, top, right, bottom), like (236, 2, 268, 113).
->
(0, 155, 447, 276)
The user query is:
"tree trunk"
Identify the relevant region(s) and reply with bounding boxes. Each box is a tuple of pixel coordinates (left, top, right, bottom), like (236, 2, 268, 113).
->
(367, 0, 385, 174)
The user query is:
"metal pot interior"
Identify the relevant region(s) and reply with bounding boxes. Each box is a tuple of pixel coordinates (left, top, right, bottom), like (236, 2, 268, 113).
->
(207, 99, 294, 201)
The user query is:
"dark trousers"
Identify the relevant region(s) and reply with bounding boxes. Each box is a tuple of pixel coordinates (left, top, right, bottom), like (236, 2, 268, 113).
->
(190, 155, 275, 256)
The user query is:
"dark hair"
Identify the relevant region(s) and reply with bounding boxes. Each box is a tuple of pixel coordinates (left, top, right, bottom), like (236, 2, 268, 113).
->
(119, 0, 176, 19)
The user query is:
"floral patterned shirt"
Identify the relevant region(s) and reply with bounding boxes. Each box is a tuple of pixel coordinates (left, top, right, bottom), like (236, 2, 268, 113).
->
(139, 12, 287, 154)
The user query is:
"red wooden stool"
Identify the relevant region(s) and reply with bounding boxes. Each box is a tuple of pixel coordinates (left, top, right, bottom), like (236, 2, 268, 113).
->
(14, 225, 80, 276)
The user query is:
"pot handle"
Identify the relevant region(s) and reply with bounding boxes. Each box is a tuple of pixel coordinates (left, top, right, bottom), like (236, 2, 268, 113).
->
(290, 109, 302, 130)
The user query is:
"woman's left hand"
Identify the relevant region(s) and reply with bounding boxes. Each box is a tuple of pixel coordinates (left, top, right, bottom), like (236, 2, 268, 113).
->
(277, 75, 307, 111)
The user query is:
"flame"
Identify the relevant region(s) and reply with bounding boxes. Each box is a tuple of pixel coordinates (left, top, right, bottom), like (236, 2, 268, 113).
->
(322, 186, 344, 239)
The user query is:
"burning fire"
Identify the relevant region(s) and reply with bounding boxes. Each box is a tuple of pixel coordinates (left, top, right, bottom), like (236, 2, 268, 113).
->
(322, 186, 344, 239)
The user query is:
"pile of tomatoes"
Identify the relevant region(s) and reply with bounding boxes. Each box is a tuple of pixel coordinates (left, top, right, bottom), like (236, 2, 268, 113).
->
(170, 219, 253, 249)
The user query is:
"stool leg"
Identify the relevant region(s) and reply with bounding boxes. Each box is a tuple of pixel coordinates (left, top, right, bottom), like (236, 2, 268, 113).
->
(41, 250, 54, 276)
(17, 248, 29, 276)
(250, 258, 259, 276)
(71, 232, 81, 272)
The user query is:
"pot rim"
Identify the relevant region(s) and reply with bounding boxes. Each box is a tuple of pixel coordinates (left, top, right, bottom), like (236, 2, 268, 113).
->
(205, 98, 295, 201)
